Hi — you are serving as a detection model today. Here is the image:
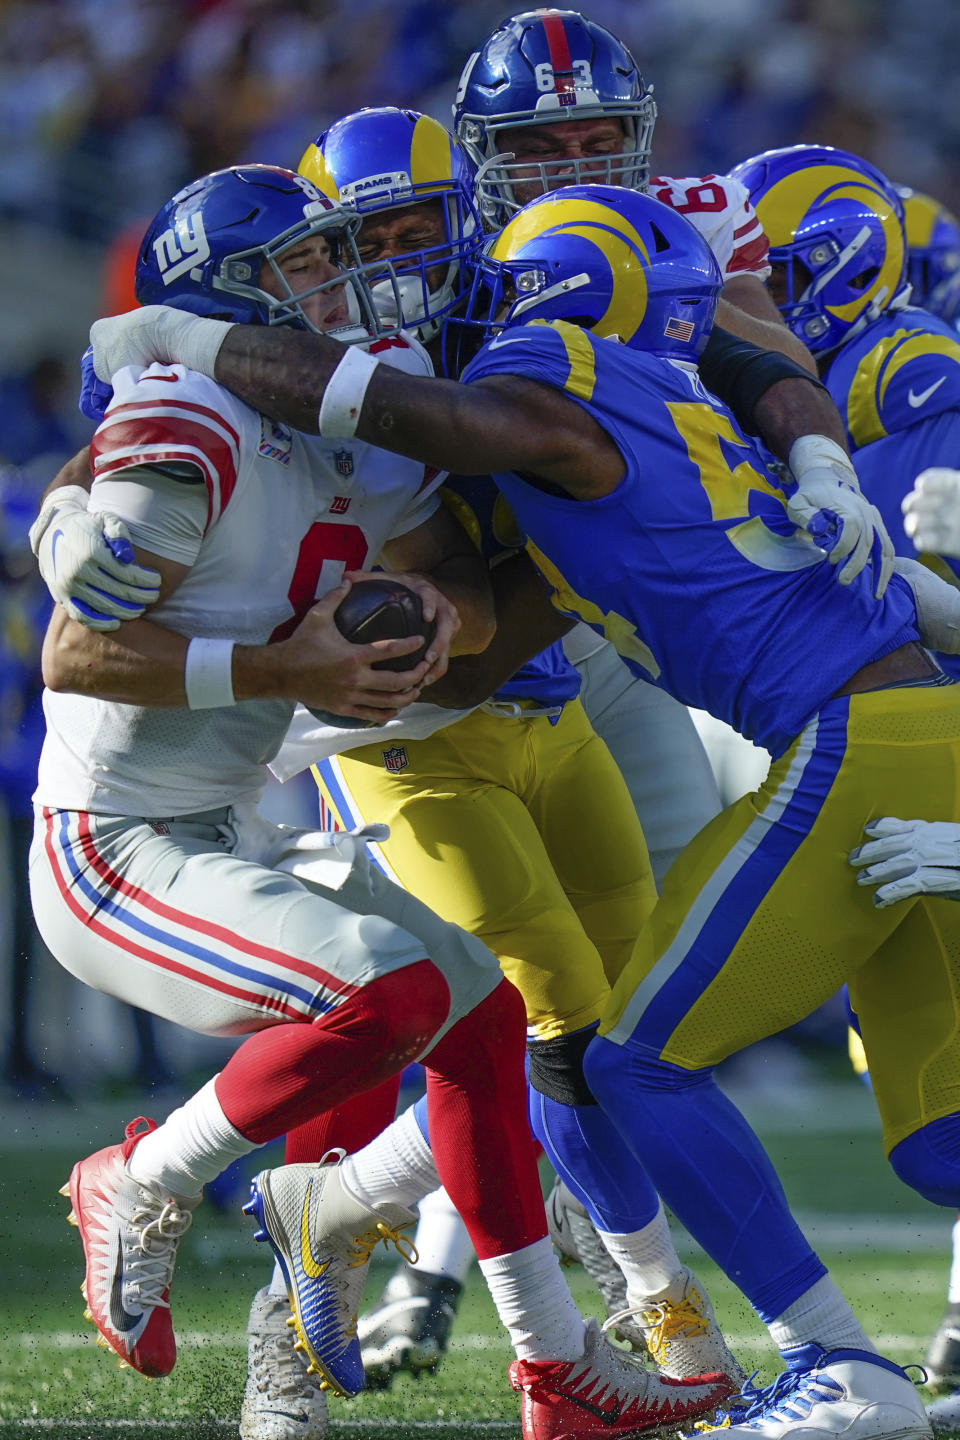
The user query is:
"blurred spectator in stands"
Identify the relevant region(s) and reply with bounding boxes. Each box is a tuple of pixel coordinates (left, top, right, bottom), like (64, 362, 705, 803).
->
(0, 356, 88, 479)
(0, 464, 62, 1097)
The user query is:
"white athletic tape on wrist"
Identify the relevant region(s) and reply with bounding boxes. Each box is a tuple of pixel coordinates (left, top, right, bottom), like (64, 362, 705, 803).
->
(788, 434, 856, 484)
(184, 637, 236, 709)
(318, 347, 380, 439)
(29, 485, 90, 556)
(177, 314, 234, 378)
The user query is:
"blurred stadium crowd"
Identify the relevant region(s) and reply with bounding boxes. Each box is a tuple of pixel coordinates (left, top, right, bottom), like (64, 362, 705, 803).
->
(1, 0, 957, 1096)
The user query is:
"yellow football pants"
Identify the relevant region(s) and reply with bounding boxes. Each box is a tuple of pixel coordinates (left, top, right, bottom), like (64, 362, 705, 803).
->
(601, 681, 960, 1154)
(314, 700, 656, 1040)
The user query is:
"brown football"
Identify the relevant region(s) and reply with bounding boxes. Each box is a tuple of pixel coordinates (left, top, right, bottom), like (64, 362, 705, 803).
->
(306, 577, 437, 728)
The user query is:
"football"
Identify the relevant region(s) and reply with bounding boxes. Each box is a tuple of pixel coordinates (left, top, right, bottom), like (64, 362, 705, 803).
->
(306, 577, 437, 728)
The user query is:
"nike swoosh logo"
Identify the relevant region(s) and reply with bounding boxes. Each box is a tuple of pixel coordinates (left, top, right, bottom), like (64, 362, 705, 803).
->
(50, 529, 63, 569)
(109, 1245, 141, 1333)
(555, 1386, 622, 1424)
(299, 1180, 331, 1280)
(907, 376, 947, 408)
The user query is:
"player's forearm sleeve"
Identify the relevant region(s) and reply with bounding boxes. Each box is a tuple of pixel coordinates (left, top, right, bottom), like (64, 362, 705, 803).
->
(699, 327, 828, 436)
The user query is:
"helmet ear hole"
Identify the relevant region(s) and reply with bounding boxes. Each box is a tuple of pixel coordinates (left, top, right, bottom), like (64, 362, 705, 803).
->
(650, 222, 671, 253)
(848, 266, 879, 292)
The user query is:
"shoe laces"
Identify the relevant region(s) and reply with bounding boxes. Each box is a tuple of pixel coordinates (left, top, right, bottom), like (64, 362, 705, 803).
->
(123, 1194, 194, 1311)
(605, 1288, 709, 1365)
(690, 1367, 844, 1433)
(576, 1324, 653, 1397)
(346, 1221, 417, 1271)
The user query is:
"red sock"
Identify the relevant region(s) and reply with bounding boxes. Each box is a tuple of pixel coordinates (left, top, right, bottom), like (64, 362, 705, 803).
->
(425, 979, 547, 1259)
(283, 1077, 402, 1164)
(214, 961, 447, 1145)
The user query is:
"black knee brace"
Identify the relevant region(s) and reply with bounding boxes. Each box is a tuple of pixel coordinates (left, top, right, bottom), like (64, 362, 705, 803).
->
(527, 1022, 600, 1106)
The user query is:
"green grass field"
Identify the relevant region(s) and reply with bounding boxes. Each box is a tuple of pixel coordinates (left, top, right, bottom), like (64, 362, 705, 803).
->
(2, 1068, 956, 1440)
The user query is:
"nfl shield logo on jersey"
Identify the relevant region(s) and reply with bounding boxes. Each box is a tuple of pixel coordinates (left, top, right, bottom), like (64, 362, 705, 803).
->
(334, 448, 355, 478)
(381, 746, 408, 773)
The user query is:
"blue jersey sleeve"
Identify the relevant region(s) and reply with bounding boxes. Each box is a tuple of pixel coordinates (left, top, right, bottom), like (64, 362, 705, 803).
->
(462, 322, 594, 396)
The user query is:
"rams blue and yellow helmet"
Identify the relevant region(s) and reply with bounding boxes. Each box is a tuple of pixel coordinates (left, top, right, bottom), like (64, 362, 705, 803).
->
(299, 108, 482, 342)
(895, 186, 960, 326)
(135, 164, 382, 338)
(729, 144, 909, 355)
(461, 184, 720, 362)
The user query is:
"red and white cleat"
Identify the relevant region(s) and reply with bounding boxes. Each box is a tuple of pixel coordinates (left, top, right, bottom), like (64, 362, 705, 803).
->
(509, 1317, 734, 1440)
(60, 1116, 198, 1377)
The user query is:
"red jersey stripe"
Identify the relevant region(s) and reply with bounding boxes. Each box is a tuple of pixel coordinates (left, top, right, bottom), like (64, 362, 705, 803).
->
(92, 414, 239, 525)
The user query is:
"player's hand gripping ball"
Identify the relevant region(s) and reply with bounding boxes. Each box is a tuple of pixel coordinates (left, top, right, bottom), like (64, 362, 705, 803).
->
(307, 577, 437, 728)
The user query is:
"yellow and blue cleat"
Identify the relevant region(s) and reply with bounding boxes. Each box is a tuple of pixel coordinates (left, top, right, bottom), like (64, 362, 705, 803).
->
(243, 1158, 416, 1399)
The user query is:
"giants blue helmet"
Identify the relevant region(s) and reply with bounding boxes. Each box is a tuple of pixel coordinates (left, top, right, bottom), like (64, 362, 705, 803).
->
(135, 164, 384, 338)
(461, 184, 720, 362)
(729, 145, 909, 354)
(453, 10, 656, 227)
(298, 108, 483, 343)
(896, 186, 960, 325)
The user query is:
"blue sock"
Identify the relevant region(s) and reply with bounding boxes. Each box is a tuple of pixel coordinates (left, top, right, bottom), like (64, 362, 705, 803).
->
(890, 1114, 960, 1206)
(527, 1084, 661, 1232)
(412, 1091, 430, 1143)
(585, 1034, 826, 1322)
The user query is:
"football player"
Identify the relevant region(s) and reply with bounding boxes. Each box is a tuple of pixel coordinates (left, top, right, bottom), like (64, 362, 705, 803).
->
(84, 179, 943, 1440)
(896, 186, 960, 329)
(345, 10, 828, 1375)
(35, 167, 736, 1440)
(730, 145, 960, 591)
(291, 101, 741, 1396)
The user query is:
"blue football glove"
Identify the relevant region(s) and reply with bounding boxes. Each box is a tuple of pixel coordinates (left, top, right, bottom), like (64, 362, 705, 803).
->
(79, 344, 114, 424)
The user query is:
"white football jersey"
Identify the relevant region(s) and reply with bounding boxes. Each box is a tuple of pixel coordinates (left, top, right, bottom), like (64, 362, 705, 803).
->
(36, 336, 445, 817)
(649, 173, 770, 280)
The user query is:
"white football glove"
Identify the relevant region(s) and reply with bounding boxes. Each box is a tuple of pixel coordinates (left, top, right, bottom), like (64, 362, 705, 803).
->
(889, 555, 960, 653)
(849, 817, 960, 907)
(29, 485, 161, 631)
(786, 435, 894, 598)
(90, 305, 233, 383)
(902, 468, 960, 558)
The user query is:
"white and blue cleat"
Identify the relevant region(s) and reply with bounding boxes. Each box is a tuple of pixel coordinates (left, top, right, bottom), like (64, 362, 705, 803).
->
(243, 1159, 416, 1400)
(690, 1345, 932, 1440)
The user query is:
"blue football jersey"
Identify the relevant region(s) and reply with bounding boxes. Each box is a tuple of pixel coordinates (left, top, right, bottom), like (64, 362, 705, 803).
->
(824, 306, 960, 453)
(824, 306, 960, 675)
(441, 472, 581, 707)
(462, 320, 918, 758)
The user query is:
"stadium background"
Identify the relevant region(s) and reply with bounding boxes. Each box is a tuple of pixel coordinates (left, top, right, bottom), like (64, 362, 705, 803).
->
(0, 1, 959, 1433)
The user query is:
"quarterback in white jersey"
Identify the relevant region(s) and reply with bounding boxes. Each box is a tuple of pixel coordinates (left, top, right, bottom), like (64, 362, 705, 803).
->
(36, 348, 446, 820)
(30, 165, 734, 1440)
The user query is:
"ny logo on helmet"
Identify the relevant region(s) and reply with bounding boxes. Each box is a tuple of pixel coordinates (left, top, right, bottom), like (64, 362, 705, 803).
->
(152, 212, 211, 286)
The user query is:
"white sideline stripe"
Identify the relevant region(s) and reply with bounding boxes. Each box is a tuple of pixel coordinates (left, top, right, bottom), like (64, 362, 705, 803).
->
(4, 1424, 517, 1433)
(10, 1330, 927, 1353)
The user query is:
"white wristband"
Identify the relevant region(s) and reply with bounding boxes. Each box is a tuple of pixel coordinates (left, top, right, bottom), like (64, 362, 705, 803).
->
(184, 637, 236, 709)
(318, 347, 380, 439)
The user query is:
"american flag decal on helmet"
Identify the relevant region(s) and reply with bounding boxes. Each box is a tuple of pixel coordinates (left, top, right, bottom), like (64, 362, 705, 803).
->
(665, 317, 696, 341)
